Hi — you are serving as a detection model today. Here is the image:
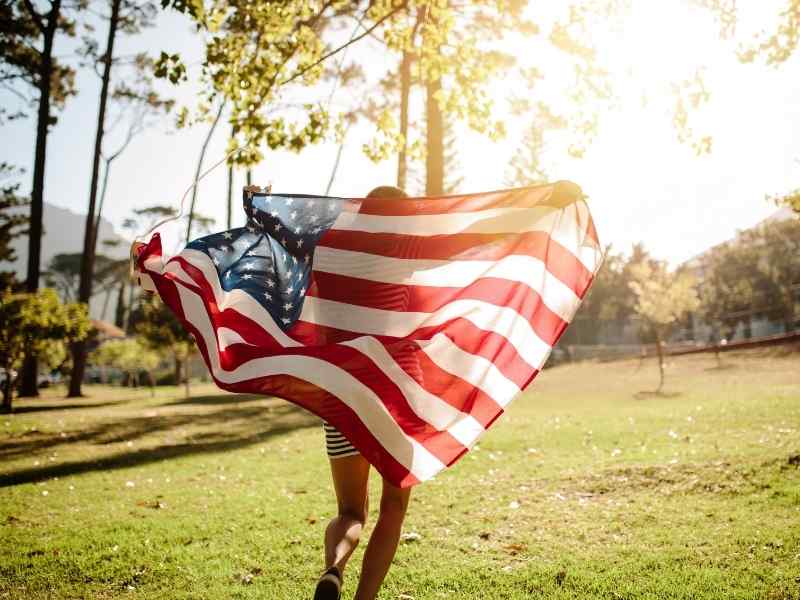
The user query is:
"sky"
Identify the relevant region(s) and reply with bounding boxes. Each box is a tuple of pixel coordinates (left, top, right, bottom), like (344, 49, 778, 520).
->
(2, 0, 799, 266)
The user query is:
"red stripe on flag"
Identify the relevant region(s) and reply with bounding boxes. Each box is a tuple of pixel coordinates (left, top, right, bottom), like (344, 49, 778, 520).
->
(317, 230, 593, 297)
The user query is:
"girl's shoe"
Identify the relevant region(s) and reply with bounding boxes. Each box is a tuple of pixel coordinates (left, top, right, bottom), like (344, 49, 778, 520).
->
(313, 565, 342, 600)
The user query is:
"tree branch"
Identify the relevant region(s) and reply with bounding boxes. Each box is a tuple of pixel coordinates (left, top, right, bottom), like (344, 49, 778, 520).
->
(21, 0, 45, 32)
(1, 82, 33, 104)
(279, 2, 407, 87)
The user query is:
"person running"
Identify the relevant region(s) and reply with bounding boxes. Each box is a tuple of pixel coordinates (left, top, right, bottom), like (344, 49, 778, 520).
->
(314, 185, 412, 600)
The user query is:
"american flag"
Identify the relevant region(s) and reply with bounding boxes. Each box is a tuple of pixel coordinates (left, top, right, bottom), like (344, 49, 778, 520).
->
(134, 182, 602, 488)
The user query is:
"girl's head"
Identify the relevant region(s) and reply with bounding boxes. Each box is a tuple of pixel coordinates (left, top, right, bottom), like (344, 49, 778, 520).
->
(367, 186, 408, 199)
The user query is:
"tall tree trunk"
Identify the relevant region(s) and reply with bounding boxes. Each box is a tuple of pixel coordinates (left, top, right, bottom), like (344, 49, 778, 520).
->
(174, 356, 182, 387)
(114, 279, 125, 328)
(425, 76, 444, 196)
(397, 49, 412, 190)
(69, 0, 122, 398)
(92, 155, 113, 245)
(655, 334, 665, 393)
(100, 286, 112, 320)
(2, 377, 12, 414)
(20, 0, 63, 398)
(186, 101, 225, 242)
(125, 280, 134, 332)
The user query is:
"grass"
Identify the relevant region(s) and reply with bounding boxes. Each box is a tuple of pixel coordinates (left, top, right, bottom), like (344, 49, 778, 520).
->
(1, 346, 799, 599)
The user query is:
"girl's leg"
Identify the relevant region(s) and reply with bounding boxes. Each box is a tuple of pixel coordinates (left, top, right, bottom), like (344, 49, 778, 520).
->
(323, 454, 371, 575)
(353, 478, 412, 600)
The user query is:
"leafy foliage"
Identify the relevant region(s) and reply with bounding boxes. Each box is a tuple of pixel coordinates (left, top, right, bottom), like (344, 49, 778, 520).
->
(737, 0, 800, 65)
(0, 163, 28, 287)
(696, 215, 800, 339)
(90, 337, 160, 384)
(629, 260, 700, 391)
(0, 0, 78, 124)
(130, 294, 195, 386)
(770, 187, 800, 214)
(0, 287, 90, 410)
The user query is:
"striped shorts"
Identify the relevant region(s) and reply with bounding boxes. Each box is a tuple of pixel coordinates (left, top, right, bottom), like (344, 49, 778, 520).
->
(322, 421, 360, 459)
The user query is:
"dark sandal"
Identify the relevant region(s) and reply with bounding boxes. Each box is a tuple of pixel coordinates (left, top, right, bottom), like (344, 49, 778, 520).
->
(313, 566, 342, 600)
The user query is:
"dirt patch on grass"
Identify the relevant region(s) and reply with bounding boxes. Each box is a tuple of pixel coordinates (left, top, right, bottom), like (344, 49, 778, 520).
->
(556, 456, 792, 499)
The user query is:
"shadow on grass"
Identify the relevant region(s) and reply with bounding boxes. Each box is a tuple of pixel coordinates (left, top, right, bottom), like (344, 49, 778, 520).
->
(163, 393, 266, 407)
(9, 402, 121, 414)
(0, 401, 319, 487)
(633, 390, 682, 400)
(704, 363, 738, 372)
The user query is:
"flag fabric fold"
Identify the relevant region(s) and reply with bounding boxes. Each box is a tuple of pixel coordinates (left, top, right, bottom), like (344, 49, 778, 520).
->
(133, 181, 602, 488)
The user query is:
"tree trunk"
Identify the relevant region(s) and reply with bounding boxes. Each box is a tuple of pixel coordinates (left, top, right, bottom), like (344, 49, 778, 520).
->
(20, 0, 63, 398)
(69, 0, 122, 398)
(92, 155, 114, 247)
(100, 286, 112, 320)
(397, 49, 412, 190)
(1, 377, 12, 414)
(183, 353, 191, 398)
(655, 335, 665, 393)
(425, 76, 444, 196)
(186, 101, 225, 242)
(174, 357, 182, 387)
(125, 279, 135, 332)
(114, 280, 125, 328)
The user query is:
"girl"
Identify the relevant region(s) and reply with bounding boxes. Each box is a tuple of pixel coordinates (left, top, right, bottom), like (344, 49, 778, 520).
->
(314, 185, 412, 600)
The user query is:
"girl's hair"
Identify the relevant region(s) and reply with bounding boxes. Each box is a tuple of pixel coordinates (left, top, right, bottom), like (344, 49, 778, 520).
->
(367, 185, 408, 199)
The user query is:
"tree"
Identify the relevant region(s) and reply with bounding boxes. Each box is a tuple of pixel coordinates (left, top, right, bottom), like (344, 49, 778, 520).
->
(158, 0, 365, 174)
(0, 163, 28, 289)
(3, 0, 78, 396)
(185, 100, 225, 242)
(69, 0, 160, 398)
(44, 252, 119, 302)
(364, 2, 528, 195)
(0, 288, 90, 412)
(90, 337, 160, 391)
(746, 217, 800, 333)
(507, 103, 569, 187)
(131, 294, 195, 397)
(92, 58, 174, 243)
(696, 243, 757, 347)
(629, 261, 700, 393)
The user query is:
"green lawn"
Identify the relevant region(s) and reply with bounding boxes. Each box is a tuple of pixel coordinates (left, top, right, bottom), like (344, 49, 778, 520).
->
(1, 347, 799, 599)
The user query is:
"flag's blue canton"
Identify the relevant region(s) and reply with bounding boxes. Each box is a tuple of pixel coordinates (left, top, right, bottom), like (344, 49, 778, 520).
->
(186, 193, 346, 331)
